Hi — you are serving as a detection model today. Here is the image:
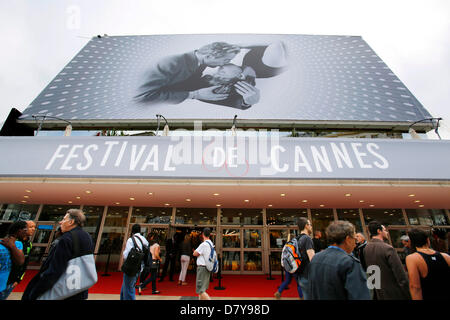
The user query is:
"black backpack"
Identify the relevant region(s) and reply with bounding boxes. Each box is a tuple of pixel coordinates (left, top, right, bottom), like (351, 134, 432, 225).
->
(121, 235, 146, 276)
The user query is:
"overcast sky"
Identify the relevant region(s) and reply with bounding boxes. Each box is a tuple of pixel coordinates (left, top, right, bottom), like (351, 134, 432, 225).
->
(1, 0, 449, 138)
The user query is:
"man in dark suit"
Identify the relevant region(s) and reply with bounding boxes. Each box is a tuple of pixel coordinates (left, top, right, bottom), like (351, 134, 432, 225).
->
(363, 221, 411, 300)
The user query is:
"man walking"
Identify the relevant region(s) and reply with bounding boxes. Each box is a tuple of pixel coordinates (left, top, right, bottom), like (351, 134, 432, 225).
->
(1, 220, 35, 300)
(120, 224, 149, 300)
(193, 227, 214, 300)
(363, 221, 411, 300)
(0, 221, 26, 300)
(296, 217, 315, 300)
(160, 230, 176, 282)
(22, 209, 94, 300)
(353, 232, 368, 271)
(308, 221, 370, 300)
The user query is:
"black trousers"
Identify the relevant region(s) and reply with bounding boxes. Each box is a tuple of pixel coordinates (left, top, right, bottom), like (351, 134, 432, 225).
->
(160, 254, 176, 280)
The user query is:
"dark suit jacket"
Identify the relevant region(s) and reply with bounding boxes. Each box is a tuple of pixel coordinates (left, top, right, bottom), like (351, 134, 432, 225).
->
(363, 238, 411, 300)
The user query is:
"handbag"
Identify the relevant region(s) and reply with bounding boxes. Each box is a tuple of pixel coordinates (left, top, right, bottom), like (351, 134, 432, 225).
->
(37, 230, 97, 300)
(150, 259, 160, 270)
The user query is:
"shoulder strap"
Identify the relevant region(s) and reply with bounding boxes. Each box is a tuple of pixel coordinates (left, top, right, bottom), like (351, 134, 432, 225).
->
(135, 235, 146, 249)
(70, 229, 80, 259)
(130, 235, 140, 251)
(205, 240, 215, 258)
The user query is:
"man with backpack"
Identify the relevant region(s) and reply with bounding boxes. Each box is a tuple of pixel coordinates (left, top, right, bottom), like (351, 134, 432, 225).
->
(120, 224, 149, 300)
(295, 217, 316, 300)
(193, 227, 216, 300)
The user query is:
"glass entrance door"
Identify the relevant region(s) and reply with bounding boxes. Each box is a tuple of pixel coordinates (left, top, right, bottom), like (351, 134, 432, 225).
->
(221, 227, 264, 274)
(28, 221, 58, 269)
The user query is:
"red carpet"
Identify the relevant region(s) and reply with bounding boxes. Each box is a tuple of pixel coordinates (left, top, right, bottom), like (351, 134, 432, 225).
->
(13, 270, 300, 298)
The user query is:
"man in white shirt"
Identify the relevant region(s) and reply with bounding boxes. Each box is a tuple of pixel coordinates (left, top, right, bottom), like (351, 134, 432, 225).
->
(120, 224, 149, 300)
(193, 227, 214, 300)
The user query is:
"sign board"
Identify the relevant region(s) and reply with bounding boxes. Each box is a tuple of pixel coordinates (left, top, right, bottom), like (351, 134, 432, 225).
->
(19, 34, 431, 123)
(0, 136, 449, 181)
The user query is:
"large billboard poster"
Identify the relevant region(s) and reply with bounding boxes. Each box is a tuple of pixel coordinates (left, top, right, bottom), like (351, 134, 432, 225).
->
(19, 34, 432, 122)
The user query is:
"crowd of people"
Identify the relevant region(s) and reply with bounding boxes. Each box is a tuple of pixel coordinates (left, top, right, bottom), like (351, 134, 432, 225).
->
(1, 208, 449, 300)
(274, 218, 450, 300)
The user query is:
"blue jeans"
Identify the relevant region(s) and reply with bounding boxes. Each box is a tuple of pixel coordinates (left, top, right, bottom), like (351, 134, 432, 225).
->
(298, 276, 309, 300)
(278, 271, 303, 298)
(0, 283, 15, 300)
(120, 273, 137, 300)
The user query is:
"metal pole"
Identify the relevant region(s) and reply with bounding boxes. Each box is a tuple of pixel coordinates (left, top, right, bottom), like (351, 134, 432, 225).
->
(267, 252, 275, 280)
(214, 254, 226, 290)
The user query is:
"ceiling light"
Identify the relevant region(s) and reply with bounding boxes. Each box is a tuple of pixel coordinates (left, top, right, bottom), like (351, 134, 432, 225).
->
(21, 200, 27, 203)
(25, 190, 32, 193)
(280, 193, 286, 197)
(268, 204, 273, 207)
(85, 190, 92, 194)
(244, 200, 249, 202)
(345, 193, 351, 197)
(115, 202, 120, 205)
(359, 200, 365, 203)
(129, 197, 135, 201)
(213, 193, 220, 196)
(419, 204, 424, 207)
(186, 199, 191, 202)
(76, 196, 81, 199)
(369, 204, 375, 207)
(23, 195, 29, 198)
(302, 200, 308, 203)
(147, 192, 153, 195)
(216, 204, 221, 207)
(164, 203, 170, 206)
(414, 200, 421, 203)
(408, 194, 415, 197)
(68, 201, 72, 204)
(319, 204, 325, 207)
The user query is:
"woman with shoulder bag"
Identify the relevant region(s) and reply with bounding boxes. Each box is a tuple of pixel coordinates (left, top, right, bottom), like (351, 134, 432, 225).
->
(137, 233, 162, 294)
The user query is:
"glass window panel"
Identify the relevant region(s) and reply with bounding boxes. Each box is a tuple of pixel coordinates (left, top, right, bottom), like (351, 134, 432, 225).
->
(0, 203, 40, 221)
(269, 251, 282, 271)
(222, 251, 240, 271)
(311, 208, 334, 246)
(175, 208, 217, 225)
(336, 209, 363, 233)
(266, 209, 308, 226)
(97, 206, 129, 271)
(406, 209, 449, 226)
(244, 252, 262, 271)
(269, 229, 288, 249)
(130, 207, 172, 224)
(222, 229, 240, 248)
(388, 229, 408, 249)
(28, 246, 47, 267)
(38, 205, 79, 222)
(221, 209, 263, 225)
(362, 209, 406, 226)
(82, 206, 104, 244)
(244, 229, 262, 248)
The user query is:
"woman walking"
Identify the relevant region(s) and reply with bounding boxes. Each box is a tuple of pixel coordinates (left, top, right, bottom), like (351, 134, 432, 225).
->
(178, 234, 192, 285)
(137, 233, 162, 294)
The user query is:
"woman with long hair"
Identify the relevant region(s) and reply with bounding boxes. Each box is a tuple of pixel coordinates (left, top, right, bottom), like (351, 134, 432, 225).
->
(137, 233, 162, 294)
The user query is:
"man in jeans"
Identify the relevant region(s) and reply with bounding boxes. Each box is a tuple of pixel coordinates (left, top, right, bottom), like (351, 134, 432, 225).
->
(120, 224, 148, 300)
(296, 217, 315, 300)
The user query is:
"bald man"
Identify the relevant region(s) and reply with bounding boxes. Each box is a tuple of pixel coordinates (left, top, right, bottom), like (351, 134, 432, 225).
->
(353, 232, 368, 271)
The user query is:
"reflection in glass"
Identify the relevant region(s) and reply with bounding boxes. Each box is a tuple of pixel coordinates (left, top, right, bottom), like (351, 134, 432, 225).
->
(39, 205, 79, 222)
(244, 229, 262, 248)
(222, 251, 240, 271)
(336, 209, 362, 233)
(0, 204, 40, 221)
(131, 207, 172, 224)
(406, 209, 449, 226)
(28, 246, 47, 266)
(83, 205, 103, 244)
(362, 209, 406, 226)
(97, 206, 129, 271)
(388, 229, 408, 249)
(311, 208, 334, 246)
(34, 224, 55, 244)
(222, 229, 240, 248)
(269, 229, 288, 249)
(244, 252, 262, 271)
(221, 209, 263, 225)
(175, 208, 217, 225)
(270, 251, 282, 271)
(266, 209, 307, 226)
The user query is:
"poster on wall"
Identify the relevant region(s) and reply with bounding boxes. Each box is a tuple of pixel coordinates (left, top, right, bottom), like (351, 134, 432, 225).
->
(19, 34, 432, 122)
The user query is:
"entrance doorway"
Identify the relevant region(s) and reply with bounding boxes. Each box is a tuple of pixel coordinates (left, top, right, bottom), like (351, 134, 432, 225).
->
(28, 221, 59, 269)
